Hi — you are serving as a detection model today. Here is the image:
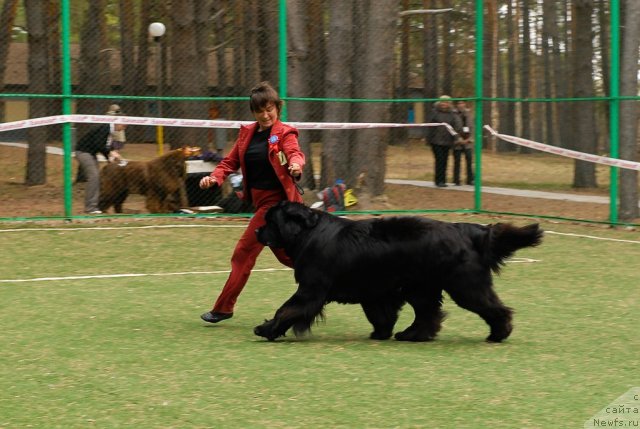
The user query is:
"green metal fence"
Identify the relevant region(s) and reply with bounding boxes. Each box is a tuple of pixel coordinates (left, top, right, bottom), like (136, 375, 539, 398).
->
(0, 0, 638, 225)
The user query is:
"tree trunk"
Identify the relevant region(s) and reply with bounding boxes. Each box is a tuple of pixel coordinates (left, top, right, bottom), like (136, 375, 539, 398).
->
(321, 0, 353, 189)
(119, 0, 136, 99)
(244, 0, 261, 92)
(46, 1, 61, 142)
(0, 0, 19, 122)
(258, 2, 278, 87)
(352, 0, 397, 199)
(441, 0, 453, 96)
(483, 0, 497, 149)
(572, 0, 597, 188)
(287, 0, 315, 189)
(77, 0, 109, 119)
(542, 0, 558, 146)
(598, 0, 610, 147)
(618, 0, 640, 220)
(519, 0, 531, 152)
(169, 0, 209, 149)
(498, 0, 517, 152)
(24, 0, 49, 185)
(391, 0, 411, 146)
(212, 1, 229, 117)
(127, 0, 153, 144)
(556, 2, 571, 148)
(423, 0, 439, 102)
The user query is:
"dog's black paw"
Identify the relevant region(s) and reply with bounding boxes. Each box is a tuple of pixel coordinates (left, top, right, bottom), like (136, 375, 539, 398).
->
(486, 323, 512, 343)
(254, 319, 281, 341)
(369, 330, 392, 340)
(394, 327, 436, 342)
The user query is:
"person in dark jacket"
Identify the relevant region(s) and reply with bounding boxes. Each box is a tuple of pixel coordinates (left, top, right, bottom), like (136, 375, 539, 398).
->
(75, 122, 125, 214)
(425, 95, 463, 187)
(198, 81, 305, 324)
(452, 100, 474, 186)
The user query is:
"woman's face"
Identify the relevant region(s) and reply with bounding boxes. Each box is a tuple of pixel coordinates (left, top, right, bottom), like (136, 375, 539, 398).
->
(253, 103, 278, 131)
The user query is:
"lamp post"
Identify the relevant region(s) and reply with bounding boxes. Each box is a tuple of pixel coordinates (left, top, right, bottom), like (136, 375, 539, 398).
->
(148, 22, 166, 154)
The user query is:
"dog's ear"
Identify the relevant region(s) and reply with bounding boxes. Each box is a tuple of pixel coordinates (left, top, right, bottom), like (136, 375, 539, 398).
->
(281, 202, 319, 229)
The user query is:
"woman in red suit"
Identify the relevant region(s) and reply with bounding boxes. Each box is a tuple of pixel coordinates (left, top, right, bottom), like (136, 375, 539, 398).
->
(199, 82, 305, 324)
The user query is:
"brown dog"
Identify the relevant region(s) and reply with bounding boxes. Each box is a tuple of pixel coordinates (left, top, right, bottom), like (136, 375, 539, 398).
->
(99, 146, 201, 213)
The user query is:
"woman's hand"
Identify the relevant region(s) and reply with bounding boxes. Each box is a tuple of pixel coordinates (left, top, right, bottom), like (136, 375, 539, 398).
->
(199, 176, 218, 189)
(288, 162, 301, 178)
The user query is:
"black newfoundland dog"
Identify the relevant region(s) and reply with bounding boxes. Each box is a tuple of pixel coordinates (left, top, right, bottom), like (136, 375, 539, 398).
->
(255, 202, 542, 342)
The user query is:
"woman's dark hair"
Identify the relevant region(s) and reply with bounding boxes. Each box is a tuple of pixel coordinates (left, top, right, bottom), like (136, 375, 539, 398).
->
(249, 81, 283, 116)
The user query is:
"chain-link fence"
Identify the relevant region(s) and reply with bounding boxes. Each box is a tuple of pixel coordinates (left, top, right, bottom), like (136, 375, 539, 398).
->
(0, 1, 638, 224)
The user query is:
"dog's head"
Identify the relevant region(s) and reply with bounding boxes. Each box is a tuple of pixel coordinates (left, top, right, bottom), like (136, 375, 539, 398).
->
(179, 146, 201, 158)
(256, 201, 320, 248)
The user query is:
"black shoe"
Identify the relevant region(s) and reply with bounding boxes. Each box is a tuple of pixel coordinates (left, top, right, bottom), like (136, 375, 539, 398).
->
(455, 182, 461, 186)
(201, 311, 233, 323)
(467, 180, 474, 185)
(436, 183, 448, 188)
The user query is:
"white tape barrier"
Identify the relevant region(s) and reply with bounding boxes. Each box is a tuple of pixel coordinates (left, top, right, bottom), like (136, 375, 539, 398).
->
(3, 115, 636, 170)
(484, 125, 640, 171)
(0, 114, 458, 135)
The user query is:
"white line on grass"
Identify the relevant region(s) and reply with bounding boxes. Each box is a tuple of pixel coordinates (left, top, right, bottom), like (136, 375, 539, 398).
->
(0, 268, 292, 283)
(0, 224, 247, 233)
(0, 259, 543, 284)
(544, 230, 640, 244)
(0, 224, 638, 244)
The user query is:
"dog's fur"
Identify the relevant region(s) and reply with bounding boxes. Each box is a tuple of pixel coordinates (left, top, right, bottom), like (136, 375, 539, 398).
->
(99, 147, 200, 213)
(255, 202, 543, 342)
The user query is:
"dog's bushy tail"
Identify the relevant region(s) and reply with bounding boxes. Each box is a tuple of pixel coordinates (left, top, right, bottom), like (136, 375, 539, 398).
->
(486, 223, 543, 273)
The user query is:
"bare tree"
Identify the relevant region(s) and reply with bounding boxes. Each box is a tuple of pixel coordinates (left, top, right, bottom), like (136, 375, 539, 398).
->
(423, 0, 439, 102)
(0, 0, 20, 122)
(541, 0, 559, 146)
(45, 1, 60, 141)
(483, 0, 497, 149)
(77, 0, 110, 118)
(572, 0, 597, 188)
(556, 2, 571, 148)
(24, 0, 49, 185)
(119, 0, 136, 99)
(212, 0, 229, 117)
(257, 2, 278, 86)
(597, 0, 610, 138)
(519, 0, 531, 148)
(321, 0, 353, 188)
(287, 0, 315, 189)
(0, 0, 18, 122)
(618, 0, 640, 220)
(169, 0, 209, 148)
(497, 0, 517, 152)
(352, 0, 397, 199)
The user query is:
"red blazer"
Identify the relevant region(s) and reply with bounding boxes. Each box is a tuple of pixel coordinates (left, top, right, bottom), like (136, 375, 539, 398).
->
(209, 120, 305, 204)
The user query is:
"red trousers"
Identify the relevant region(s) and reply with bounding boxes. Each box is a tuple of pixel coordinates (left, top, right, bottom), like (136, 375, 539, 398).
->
(211, 188, 293, 314)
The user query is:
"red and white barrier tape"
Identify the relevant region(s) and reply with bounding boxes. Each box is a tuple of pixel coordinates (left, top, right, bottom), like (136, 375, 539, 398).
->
(484, 125, 640, 171)
(0, 114, 457, 135)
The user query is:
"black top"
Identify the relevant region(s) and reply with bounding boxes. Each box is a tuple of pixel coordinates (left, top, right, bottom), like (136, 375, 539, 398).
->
(244, 127, 282, 190)
(75, 124, 112, 158)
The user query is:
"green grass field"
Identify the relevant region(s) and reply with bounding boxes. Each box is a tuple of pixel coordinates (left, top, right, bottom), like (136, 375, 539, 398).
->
(0, 215, 638, 428)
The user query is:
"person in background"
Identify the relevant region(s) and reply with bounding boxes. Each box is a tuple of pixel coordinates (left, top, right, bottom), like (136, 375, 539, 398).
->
(75, 104, 126, 182)
(425, 95, 463, 187)
(106, 104, 127, 157)
(75, 105, 126, 214)
(452, 99, 474, 186)
(199, 81, 305, 324)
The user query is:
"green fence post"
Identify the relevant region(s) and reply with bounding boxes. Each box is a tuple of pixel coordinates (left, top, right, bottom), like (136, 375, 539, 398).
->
(474, 0, 484, 210)
(61, 0, 73, 219)
(278, 0, 288, 121)
(609, 0, 620, 224)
